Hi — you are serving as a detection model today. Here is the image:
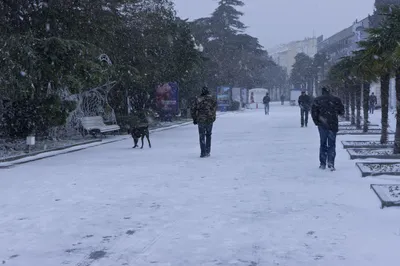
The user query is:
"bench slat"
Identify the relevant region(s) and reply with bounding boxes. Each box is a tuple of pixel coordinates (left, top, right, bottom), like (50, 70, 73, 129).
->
(80, 116, 119, 134)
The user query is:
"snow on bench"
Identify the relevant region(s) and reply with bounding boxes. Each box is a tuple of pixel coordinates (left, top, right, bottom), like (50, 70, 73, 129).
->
(80, 116, 120, 138)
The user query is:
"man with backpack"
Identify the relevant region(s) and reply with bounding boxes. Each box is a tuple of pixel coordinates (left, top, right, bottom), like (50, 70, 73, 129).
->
(191, 87, 217, 158)
(263, 92, 271, 115)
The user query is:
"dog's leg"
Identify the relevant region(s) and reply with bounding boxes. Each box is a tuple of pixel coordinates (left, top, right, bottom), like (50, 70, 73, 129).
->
(133, 138, 138, 148)
(146, 133, 151, 148)
(140, 135, 144, 149)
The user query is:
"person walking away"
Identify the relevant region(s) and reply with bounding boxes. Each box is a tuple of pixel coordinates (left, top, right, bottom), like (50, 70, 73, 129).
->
(191, 87, 217, 158)
(280, 94, 285, 105)
(263, 93, 271, 115)
(311, 87, 345, 171)
(369, 92, 377, 114)
(298, 90, 311, 127)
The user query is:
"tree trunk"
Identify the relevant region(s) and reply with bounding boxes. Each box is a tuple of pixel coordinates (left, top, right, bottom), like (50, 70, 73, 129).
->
(394, 73, 400, 153)
(356, 84, 362, 129)
(351, 87, 356, 125)
(363, 82, 370, 132)
(308, 79, 313, 96)
(345, 88, 350, 121)
(380, 74, 390, 144)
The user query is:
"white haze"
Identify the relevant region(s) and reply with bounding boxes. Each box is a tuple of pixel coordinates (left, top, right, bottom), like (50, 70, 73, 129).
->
(172, 0, 375, 48)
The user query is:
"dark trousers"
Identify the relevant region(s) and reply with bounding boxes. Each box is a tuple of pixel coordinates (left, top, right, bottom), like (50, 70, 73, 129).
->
(318, 126, 337, 167)
(198, 123, 213, 155)
(369, 104, 375, 114)
(300, 108, 309, 126)
(264, 103, 269, 114)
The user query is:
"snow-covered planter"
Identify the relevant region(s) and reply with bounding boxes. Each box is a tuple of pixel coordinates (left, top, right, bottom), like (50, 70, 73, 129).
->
(347, 148, 400, 160)
(339, 121, 378, 127)
(339, 126, 381, 131)
(370, 184, 400, 208)
(337, 129, 394, 135)
(339, 124, 379, 129)
(342, 140, 394, 149)
(356, 162, 400, 177)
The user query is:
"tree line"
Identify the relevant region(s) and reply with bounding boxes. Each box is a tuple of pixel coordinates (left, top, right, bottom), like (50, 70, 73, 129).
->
(0, 0, 287, 138)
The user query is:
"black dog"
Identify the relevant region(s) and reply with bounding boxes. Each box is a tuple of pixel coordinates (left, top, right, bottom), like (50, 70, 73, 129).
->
(130, 125, 151, 149)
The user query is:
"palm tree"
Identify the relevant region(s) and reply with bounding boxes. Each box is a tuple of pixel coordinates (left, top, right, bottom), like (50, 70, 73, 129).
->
(380, 5, 400, 152)
(359, 27, 394, 144)
(327, 56, 358, 123)
(352, 50, 379, 132)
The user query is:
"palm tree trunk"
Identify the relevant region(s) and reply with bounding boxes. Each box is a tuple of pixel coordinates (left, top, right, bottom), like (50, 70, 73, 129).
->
(356, 84, 362, 129)
(351, 87, 356, 125)
(345, 88, 350, 121)
(363, 82, 370, 132)
(394, 73, 400, 153)
(380, 74, 390, 144)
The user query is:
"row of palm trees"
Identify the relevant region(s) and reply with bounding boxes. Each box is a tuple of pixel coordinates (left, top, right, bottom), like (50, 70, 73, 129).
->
(325, 5, 400, 153)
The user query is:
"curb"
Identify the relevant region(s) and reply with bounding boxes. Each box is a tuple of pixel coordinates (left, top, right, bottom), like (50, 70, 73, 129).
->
(0, 137, 129, 169)
(0, 121, 194, 169)
(0, 139, 102, 163)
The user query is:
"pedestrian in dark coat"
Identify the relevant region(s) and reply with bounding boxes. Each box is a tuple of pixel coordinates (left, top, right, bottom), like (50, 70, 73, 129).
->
(369, 93, 377, 114)
(311, 87, 345, 171)
(263, 93, 271, 115)
(191, 87, 217, 158)
(298, 90, 311, 127)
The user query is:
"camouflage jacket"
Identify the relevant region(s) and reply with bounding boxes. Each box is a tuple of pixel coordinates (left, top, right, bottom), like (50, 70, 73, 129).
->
(191, 94, 217, 124)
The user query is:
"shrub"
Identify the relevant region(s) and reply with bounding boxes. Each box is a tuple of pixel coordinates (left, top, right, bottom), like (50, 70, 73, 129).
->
(229, 101, 240, 111)
(3, 96, 75, 138)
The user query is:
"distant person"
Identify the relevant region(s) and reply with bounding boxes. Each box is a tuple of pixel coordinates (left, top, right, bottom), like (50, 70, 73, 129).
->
(369, 92, 377, 114)
(191, 87, 217, 158)
(311, 87, 345, 171)
(298, 90, 311, 127)
(280, 94, 285, 105)
(263, 92, 271, 115)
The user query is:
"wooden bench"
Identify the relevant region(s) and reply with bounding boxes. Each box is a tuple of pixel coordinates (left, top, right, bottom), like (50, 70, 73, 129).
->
(80, 116, 120, 138)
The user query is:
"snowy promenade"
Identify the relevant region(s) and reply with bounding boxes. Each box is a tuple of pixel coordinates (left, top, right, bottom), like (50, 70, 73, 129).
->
(2, 103, 400, 266)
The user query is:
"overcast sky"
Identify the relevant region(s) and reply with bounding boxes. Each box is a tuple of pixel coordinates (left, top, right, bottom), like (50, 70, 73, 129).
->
(172, 0, 375, 49)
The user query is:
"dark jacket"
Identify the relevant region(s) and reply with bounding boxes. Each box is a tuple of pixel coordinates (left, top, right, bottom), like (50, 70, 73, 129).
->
(311, 94, 345, 132)
(369, 95, 377, 105)
(263, 96, 271, 104)
(298, 94, 311, 111)
(191, 94, 217, 124)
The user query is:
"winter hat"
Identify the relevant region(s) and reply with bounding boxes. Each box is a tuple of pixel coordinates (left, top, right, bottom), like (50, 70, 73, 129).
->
(201, 86, 210, 95)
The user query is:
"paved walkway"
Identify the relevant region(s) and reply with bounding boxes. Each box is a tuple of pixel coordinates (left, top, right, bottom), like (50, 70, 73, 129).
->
(2, 103, 400, 266)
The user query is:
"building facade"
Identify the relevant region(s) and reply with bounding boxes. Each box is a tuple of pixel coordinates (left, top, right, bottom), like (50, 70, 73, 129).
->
(317, 15, 399, 109)
(317, 17, 371, 78)
(268, 37, 318, 76)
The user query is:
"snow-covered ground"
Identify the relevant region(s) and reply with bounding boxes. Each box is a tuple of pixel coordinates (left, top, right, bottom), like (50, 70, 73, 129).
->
(2, 103, 400, 266)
